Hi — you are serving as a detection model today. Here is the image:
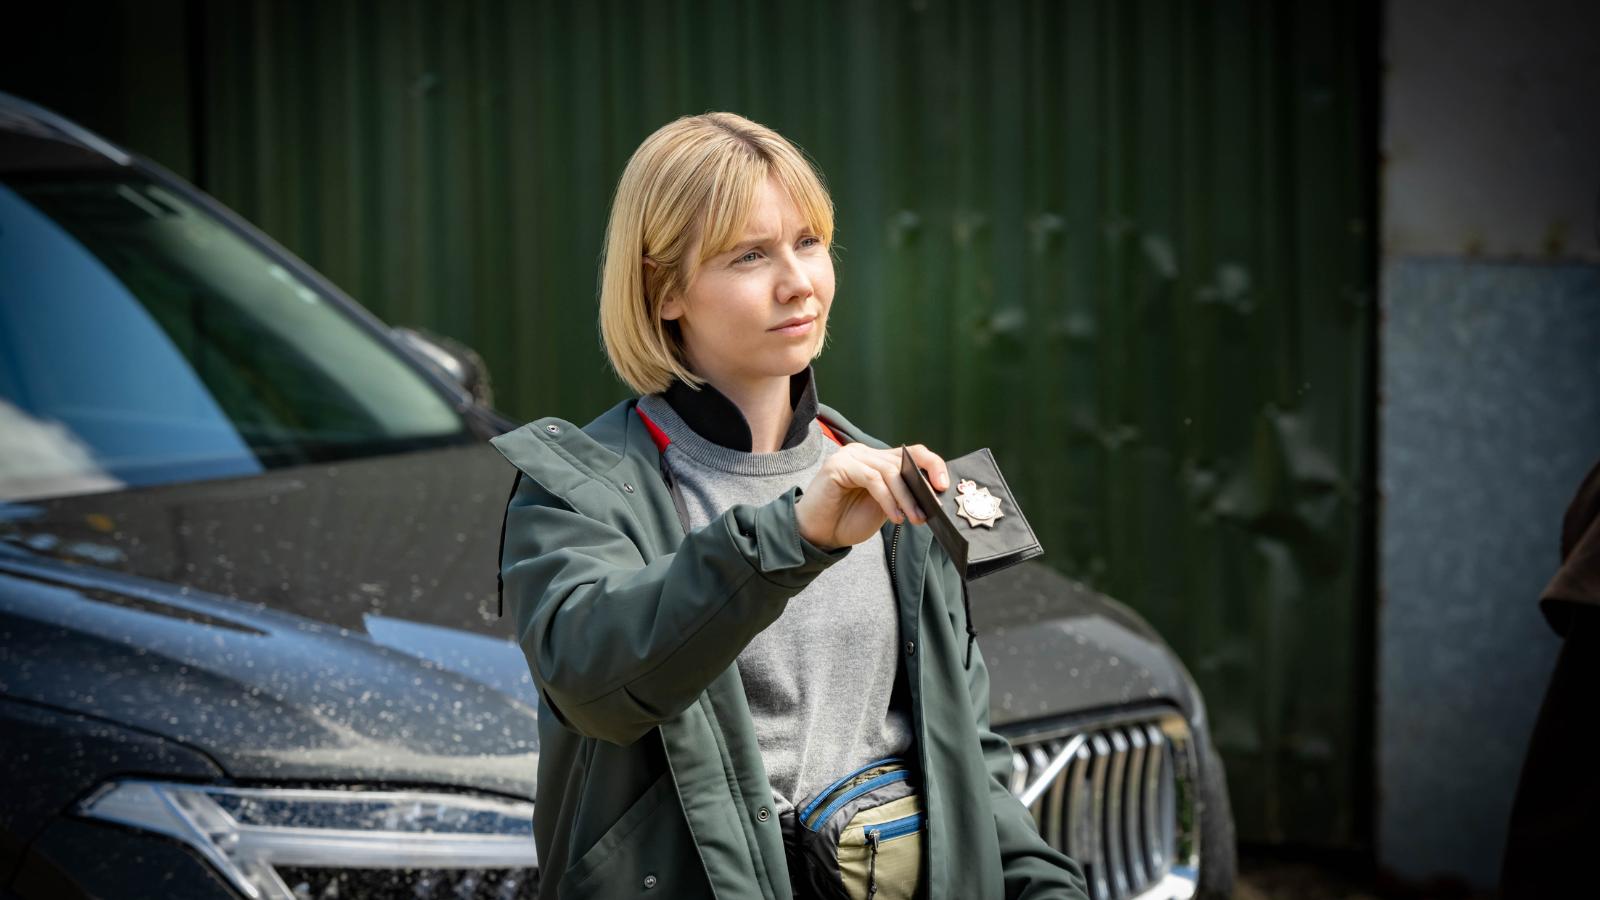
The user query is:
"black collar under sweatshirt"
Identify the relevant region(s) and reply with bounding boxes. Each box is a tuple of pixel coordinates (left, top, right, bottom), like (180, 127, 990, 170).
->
(660, 366, 820, 452)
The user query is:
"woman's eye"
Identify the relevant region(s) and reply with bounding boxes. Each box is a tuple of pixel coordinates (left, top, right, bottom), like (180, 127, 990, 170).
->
(799, 236, 822, 249)
(738, 251, 759, 263)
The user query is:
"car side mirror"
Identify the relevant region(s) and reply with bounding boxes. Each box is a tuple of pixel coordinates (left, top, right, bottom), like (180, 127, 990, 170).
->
(392, 327, 494, 408)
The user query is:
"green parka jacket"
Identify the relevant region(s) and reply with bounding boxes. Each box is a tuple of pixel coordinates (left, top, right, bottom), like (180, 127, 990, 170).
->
(493, 398, 1088, 900)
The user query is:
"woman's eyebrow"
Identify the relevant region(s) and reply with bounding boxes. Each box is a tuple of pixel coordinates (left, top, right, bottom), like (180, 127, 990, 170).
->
(725, 232, 779, 255)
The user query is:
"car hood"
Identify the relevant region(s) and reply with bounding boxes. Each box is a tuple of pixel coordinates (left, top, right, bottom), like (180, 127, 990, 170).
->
(969, 561, 1206, 733)
(0, 443, 517, 638)
(0, 546, 539, 798)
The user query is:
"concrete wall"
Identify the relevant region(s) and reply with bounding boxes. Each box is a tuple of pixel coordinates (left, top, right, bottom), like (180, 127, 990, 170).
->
(1379, 0, 1600, 889)
(1384, 0, 1600, 261)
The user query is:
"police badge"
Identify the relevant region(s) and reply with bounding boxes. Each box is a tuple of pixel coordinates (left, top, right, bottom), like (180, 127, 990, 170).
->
(953, 479, 1004, 528)
(899, 447, 1042, 582)
(901, 446, 1045, 668)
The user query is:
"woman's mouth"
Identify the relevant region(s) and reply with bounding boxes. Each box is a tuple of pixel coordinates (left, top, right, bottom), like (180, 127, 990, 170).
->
(770, 316, 816, 336)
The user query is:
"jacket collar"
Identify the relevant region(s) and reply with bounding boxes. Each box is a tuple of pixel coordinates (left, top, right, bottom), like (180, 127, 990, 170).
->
(660, 366, 819, 453)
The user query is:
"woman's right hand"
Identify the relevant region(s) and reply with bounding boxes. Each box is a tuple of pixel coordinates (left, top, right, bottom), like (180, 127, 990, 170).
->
(794, 444, 949, 551)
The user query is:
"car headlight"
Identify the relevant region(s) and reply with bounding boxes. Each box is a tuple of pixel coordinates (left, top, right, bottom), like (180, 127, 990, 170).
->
(77, 780, 538, 900)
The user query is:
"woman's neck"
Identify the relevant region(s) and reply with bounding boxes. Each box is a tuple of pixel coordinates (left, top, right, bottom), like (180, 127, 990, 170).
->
(700, 373, 794, 454)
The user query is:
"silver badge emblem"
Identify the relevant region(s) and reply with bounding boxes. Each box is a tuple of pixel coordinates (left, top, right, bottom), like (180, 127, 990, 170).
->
(953, 479, 1004, 528)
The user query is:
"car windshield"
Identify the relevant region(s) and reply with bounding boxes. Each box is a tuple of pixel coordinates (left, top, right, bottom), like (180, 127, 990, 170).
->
(0, 166, 471, 501)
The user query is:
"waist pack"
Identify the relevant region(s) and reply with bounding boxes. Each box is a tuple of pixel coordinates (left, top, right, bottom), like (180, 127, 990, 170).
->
(783, 759, 925, 900)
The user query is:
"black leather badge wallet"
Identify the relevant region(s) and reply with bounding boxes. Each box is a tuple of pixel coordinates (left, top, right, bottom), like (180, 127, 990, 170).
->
(900, 447, 1044, 664)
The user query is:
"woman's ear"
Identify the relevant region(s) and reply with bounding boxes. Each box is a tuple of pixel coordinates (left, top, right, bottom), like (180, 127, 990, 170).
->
(640, 255, 659, 298)
(646, 257, 688, 322)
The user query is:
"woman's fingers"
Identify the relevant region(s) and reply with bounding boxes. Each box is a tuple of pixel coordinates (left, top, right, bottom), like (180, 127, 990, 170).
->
(838, 446, 924, 524)
(904, 443, 950, 492)
(845, 457, 904, 523)
(819, 443, 946, 530)
(874, 454, 924, 524)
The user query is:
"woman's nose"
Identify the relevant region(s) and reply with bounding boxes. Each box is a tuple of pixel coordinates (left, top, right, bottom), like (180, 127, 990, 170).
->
(775, 250, 813, 304)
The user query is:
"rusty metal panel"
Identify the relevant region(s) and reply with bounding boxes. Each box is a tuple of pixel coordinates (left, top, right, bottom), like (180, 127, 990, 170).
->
(192, 0, 1375, 845)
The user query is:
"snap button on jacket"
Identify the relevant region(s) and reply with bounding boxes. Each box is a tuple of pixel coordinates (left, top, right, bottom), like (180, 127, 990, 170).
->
(493, 400, 1088, 900)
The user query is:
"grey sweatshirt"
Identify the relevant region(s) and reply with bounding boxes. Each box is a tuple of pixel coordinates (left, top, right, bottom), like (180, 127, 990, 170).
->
(636, 393, 913, 814)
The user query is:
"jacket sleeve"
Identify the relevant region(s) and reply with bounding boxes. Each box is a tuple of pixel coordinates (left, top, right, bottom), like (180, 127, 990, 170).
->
(960, 583, 1091, 899)
(501, 474, 847, 746)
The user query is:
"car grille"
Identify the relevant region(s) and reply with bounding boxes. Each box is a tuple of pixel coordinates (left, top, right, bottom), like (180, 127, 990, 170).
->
(1005, 710, 1200, 900)
(273, 712, 1197, 900)
(275, 867, 537, 900)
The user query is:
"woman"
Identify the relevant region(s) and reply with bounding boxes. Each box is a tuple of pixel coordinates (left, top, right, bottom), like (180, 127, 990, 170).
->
(494, 113, 1086, 900)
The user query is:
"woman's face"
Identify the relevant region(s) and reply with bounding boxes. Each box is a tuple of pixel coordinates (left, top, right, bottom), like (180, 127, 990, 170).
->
(660, 176, 834, 388)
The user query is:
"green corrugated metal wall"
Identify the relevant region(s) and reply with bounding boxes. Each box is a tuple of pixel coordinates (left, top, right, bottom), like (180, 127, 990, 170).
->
(191, 0, 1375, 845)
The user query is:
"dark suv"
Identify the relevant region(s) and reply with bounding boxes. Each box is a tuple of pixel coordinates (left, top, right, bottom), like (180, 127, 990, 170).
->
(0, 92, 1233, 900)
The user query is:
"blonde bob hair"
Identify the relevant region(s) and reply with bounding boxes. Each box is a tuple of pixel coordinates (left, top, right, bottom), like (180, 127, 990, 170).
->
(599, 112, 835, 395)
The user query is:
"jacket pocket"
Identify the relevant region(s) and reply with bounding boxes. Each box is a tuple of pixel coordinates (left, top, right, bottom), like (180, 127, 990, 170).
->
(555, 771, 705, 899)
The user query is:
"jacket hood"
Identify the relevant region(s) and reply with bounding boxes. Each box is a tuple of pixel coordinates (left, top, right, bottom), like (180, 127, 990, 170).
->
(1541, 455, 1600, 635)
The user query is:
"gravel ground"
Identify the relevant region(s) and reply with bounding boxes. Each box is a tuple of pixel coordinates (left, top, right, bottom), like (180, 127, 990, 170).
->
(1233, 854, 1494, 900)
(1235, 861, 1379, 900)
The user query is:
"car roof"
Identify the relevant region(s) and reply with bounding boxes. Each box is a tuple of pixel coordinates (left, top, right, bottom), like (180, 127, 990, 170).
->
(0, 90, 131, 167)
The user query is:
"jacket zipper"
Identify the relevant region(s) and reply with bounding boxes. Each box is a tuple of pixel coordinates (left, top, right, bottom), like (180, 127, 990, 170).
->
(888, 522, 901, 603)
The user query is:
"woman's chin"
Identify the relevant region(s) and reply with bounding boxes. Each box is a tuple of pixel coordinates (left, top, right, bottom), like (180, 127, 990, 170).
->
(753, 344, 818, 375)
(708, 338, 818, 384)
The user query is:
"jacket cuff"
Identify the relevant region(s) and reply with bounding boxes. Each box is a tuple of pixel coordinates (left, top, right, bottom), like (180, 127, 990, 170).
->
(733, 486, 850, 586)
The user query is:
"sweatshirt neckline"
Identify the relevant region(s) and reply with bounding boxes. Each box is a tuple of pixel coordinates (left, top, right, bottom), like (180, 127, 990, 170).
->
(637, 394, 826, 477)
